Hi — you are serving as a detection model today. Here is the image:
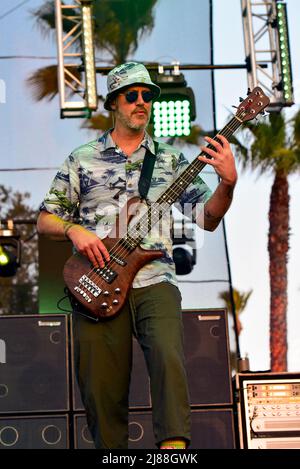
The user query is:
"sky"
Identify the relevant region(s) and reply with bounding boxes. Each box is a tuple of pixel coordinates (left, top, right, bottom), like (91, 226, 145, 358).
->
(0, 0, 300, 373)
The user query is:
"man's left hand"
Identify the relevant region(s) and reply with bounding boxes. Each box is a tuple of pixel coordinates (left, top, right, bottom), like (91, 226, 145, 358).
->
(198, 134, 237, 186)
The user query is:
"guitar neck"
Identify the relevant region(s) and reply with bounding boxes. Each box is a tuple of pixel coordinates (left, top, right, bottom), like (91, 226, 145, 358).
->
(156, 115, 242, 206)
(123, 115, 243, 249)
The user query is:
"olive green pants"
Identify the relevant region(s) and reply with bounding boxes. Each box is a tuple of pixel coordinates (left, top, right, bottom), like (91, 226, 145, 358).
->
(72, 281, 191, 449)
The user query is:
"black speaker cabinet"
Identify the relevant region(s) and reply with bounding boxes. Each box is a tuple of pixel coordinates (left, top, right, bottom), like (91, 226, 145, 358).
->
(70, 309, 232, 410)
(190, 408, 236, 449)
(0, 415, 69, 449)
(73, 412, 155, 449)
(70, 322, 151, 411)
(73, 409, 235, 449)
(73, 414, 95, 448)
(127, 409, 236, 449)
(0, 314, 69, 413)
(128, 412, 156, 449)
(182, 309, 232, 406)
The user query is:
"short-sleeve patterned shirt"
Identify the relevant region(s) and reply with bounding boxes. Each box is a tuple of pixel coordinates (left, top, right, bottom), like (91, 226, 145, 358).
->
(40, 129, 212, 288)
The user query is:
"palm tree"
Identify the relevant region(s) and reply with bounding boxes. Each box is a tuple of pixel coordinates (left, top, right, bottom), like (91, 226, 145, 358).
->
(219, 287, 252, 371)
(27, 0, 158, 131)
(234, 110, 300, 372)
(219, 287, 253, 336)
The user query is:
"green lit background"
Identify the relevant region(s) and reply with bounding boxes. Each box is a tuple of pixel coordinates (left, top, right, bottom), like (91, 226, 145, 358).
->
(153, 99, 192, 138)
(277, 2, 294, 103)
(38, 237, 72, 314)
(151, 83, 196, 139)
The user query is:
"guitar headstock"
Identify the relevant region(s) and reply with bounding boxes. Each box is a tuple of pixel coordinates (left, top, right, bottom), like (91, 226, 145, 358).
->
(236, 87, 270, 122)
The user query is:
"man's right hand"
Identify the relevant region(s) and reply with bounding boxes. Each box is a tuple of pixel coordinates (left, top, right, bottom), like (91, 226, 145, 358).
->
(67, 225, 110, 269)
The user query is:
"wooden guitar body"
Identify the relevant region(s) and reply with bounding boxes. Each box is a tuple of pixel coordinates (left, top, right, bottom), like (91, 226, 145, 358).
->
(63, 197, 164, 320)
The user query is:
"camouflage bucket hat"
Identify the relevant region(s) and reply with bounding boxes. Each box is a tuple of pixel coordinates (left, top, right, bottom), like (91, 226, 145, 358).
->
(104, 62, 161, 111)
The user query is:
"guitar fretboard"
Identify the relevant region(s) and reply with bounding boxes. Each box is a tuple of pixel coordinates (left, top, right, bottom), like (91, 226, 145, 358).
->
(119, 114, 242, 251)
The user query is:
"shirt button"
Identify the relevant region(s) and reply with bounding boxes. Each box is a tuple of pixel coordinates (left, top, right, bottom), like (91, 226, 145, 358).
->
(128, 183, 133, 188)
(127, 159, 132, 164)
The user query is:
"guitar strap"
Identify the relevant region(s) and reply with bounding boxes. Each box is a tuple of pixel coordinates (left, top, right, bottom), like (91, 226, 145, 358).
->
(138, 140, 159, 200)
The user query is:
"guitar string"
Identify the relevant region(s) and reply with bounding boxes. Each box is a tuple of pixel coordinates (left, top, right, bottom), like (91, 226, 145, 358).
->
(85, 118, 242, 293)
(77, 90, 269, 295)
(122, 119, 241, 243)
(81, 114, 243, 292)
(126, 118, 242, 243)
(83, 115, 242, 291)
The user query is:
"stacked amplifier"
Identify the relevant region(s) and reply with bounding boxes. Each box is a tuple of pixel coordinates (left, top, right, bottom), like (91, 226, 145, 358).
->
(72, 308, 236, 449)
(0, 315, 70, 449)
(235, 372, 300, 449)
(0, 309, 236, 449)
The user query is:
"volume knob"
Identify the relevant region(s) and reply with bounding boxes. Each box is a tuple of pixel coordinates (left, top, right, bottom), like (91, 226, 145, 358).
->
(114, 288, 121, 294)
(112, 299, 119, 305)
(100, 302, 108, 309)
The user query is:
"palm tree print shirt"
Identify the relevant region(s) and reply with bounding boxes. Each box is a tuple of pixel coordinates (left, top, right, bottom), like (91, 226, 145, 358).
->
(40, 130, 212, 288)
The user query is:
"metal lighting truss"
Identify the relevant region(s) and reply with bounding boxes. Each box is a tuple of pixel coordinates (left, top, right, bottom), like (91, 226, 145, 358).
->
(55, 0, 98, 118)
(241, 0, 294, 110)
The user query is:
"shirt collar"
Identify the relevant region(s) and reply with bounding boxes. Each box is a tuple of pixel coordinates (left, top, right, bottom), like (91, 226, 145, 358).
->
(97, 129, 156, 156)
(142, 131, 156, 155)
(97, 129, 116, 152)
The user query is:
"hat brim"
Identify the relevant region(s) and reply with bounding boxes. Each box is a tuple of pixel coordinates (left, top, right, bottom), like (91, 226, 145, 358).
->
(104, 82, 161, 111)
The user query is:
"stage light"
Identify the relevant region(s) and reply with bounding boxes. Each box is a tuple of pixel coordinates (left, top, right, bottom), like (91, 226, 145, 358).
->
(0, 246, 9, 266)
(0, 221, 21, 278)
(80, 0, 98, 110)
(173, 246, 196, 276)
(276, 2, 294, 103)
(172, 220, 196, 276)
(151, 69, 196, 138)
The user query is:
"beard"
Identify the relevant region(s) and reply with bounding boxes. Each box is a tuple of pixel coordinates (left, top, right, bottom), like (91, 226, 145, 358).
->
(114, 104, 150, 131)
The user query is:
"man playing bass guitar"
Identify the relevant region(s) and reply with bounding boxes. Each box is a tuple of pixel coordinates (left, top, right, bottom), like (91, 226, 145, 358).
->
(37, 62, 237, 449)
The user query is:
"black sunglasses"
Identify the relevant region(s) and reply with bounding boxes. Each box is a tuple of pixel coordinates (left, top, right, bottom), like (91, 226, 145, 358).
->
(120, 90, 155, 104)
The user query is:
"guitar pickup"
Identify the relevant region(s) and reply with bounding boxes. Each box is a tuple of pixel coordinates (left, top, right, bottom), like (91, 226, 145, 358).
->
(110, 254, 127, 267)
(95, 267, 118, 284)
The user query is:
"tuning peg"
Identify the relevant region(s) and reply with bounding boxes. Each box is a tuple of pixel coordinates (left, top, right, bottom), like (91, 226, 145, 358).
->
(239, 97, 244, 102)
(247, 88, 251, 96)
(232, 105, 239, 109)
